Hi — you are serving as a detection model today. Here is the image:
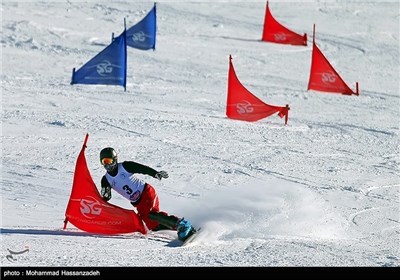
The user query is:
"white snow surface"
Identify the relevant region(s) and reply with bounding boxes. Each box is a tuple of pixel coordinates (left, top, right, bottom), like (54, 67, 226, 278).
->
(1, 0, 399, 267)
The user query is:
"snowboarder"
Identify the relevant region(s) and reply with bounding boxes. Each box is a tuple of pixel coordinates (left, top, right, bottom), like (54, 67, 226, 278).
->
(99, 147, 196, 241)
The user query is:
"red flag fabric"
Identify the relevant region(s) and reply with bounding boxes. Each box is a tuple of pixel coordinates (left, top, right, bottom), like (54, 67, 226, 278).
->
(262, 1, 307, 46)
(64, 134, 147, 235)
(308, 41, 358, 95)
(226, 55, 289, 124)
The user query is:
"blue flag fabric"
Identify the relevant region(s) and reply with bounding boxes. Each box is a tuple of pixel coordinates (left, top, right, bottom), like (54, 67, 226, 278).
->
(126, 3, 156, 50)
(71, 31, 127, 90)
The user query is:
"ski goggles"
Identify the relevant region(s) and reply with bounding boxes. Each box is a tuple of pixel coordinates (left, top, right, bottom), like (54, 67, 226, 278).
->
(101, 157, 115, 166)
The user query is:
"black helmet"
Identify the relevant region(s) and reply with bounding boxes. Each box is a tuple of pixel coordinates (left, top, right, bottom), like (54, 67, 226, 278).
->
(100, 147, 118, 172)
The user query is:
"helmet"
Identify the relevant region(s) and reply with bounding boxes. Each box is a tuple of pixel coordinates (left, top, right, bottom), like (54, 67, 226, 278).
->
(100, 147, 118, 172)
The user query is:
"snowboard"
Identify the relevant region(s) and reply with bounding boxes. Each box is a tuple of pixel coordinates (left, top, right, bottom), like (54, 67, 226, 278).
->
(181, 227, 201, 246)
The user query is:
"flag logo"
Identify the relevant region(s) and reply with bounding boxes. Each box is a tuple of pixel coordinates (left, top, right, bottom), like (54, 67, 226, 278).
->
(87, 60, 121, 77)
(236, 101, 254, 114)
(80, 196, 102, 219)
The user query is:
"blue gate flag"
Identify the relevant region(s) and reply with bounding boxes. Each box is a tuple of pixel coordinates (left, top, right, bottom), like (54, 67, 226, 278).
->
(126, 3, 156, 50)
(71, 30, 127, 91)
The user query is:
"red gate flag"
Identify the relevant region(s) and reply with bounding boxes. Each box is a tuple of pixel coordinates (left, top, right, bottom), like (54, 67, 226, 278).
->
(226, 55, 289, 124)
(262, 1, 307, 46)
(64, 133, 147, 235)
(307, 24, 359, 95)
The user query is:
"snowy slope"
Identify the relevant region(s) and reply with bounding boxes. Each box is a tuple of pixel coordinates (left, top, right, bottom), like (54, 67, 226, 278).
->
(1, 1, 399, 267)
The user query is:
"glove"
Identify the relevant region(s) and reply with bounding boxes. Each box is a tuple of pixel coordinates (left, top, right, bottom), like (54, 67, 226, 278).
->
(155, 170, 168, 180)
(101, 185, 112, 201)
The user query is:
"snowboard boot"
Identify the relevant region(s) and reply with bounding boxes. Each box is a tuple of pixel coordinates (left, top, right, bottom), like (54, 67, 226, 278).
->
(176, 218, 196, 241)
